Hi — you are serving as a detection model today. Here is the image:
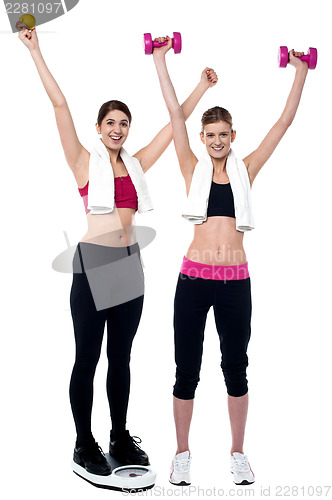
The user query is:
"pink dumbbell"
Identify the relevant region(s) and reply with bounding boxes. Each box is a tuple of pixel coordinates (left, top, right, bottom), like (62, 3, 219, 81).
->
(278, 46, 318, 69)
(143, 32, 182, 55)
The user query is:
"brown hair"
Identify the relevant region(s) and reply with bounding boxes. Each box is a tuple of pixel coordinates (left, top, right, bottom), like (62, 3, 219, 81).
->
(97, 100, 132, 127)
(201, 106, 233, 133)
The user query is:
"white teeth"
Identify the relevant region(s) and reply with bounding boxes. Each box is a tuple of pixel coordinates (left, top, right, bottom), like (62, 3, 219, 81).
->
(111, 136, 121, 140)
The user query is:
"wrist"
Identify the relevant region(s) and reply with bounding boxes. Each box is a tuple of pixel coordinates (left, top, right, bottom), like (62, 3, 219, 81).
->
(295, 64, 308, 77)
(30, 46, 41, 57)
(197, 80, 209, 93)
(152, 51, 166, 64)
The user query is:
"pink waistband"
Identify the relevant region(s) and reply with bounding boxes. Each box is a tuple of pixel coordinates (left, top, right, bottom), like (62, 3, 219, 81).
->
(180, 256, 250, 281)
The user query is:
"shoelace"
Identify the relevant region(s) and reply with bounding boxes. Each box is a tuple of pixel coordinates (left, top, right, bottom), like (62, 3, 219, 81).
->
(233, 455, 249, 471)
(85, 441, 105, 460)
(175, 456, 191, 471)
(128, 435, 143, 450)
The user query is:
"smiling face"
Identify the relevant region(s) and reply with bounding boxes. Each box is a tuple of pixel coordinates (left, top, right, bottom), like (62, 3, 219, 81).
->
(96, 109, 130, 151)
(200, 121, 236, 159)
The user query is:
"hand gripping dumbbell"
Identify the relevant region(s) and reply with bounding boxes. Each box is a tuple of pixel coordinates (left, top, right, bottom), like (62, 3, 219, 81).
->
(278, 46, 318, 69)
(16, 14, 36, 31)
(143, 32, 182, 55)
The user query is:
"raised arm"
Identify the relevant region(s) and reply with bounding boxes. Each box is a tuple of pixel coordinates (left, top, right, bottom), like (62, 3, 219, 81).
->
(18, 28, 89, 174)
(243, 50, 309, 186)
(136, 37, 217, 184)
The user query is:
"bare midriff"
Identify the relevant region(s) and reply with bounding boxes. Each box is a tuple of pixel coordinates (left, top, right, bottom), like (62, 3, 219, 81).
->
(79, 207, 137, 247)
(185, 216, 247, 265)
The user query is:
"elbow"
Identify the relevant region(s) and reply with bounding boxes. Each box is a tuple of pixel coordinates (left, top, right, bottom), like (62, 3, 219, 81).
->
(168, 104, 182, 118)
(53, 95, 67, 108)
(53, 99, 67, 109)
(280, 116, 293, 129)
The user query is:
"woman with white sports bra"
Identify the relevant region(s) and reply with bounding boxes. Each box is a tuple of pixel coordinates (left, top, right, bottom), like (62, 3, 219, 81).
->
(152, 38, 309, 485)
(18, 27, 217, 475)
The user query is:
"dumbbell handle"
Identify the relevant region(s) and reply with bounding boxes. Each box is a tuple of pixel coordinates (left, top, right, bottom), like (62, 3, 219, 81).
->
(294, 53, 310, 64)
(152, 38, 172, 49)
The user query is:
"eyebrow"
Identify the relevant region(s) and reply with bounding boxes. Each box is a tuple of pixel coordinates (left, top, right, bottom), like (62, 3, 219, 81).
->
(106, 119, 128, 123)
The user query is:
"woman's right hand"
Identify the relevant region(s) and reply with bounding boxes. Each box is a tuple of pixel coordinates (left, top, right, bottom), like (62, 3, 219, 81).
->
(288, 49, 308, 72)
(18, 28, 39, 52)
(152, 36, 173, 59)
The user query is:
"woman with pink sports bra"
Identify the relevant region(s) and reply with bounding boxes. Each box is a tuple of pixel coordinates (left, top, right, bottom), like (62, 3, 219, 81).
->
(18, 27, 217, 475)
(152, 39, 309, 485)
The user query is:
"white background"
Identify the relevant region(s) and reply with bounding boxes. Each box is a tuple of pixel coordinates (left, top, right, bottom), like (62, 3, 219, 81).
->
(1, 0, 331, 498)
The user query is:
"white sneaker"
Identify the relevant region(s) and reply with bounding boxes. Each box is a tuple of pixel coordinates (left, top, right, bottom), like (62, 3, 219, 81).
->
(169, 451, 191, 485)
(230, 452, 255, 485)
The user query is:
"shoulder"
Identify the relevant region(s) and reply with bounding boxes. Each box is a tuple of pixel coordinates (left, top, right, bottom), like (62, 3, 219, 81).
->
(132, 153, 143, 167)
(131, 154, 141, 164)
(72, 150, 90, 189)
(242, 156, 255, 188)
(130, 153, 146, 173)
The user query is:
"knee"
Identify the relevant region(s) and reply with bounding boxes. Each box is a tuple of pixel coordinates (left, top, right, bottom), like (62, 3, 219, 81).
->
(221, 357, 249, 397)
(73, 352, 100, 376)
(107, 347, 131, 367)
(173, 367, 200, 400)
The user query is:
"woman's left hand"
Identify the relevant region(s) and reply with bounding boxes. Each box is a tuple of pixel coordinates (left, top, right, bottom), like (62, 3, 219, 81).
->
(201, 67, 218, 88)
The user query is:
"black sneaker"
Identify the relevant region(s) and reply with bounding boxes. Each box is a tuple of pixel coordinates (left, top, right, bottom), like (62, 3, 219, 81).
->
(74, 439, 112, 476)
(109, 430, 150, 466)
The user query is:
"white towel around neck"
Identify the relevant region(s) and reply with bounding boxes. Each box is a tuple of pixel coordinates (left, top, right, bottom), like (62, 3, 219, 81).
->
(182, 148, 254, 231)
(87, 138, 153, 215)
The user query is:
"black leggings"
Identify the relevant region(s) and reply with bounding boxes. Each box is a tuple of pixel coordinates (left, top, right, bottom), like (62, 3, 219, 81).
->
(69, 242, 144, 445)
(173, 273, 252, 399)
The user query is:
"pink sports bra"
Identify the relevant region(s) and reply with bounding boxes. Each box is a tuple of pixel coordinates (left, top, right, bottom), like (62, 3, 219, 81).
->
(78, 175, 138, 214)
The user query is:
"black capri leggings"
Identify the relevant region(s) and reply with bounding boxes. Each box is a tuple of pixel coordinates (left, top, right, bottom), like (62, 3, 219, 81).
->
(69, 241, 144, 446)
(173, 273, 252, 399)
